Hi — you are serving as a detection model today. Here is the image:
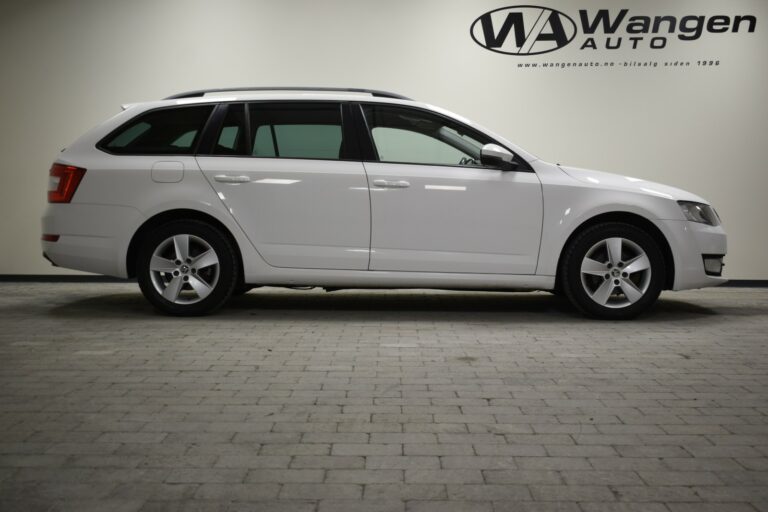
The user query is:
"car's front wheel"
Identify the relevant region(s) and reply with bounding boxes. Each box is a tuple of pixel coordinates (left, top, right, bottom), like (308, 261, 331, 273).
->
(137, 220, 238, 316)
(560, 222, 666, 319)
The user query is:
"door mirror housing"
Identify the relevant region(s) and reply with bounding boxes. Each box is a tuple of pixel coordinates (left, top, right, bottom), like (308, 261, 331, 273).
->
(481, 144, 518, 171)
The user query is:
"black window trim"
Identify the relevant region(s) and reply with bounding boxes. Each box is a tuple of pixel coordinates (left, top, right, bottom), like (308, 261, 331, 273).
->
(354, 102, 533, 172)
(196, 102, 230, 155)
(96, 103, 217, 156)
(197, 102, 251, 156)
(195, 100, 362, 162)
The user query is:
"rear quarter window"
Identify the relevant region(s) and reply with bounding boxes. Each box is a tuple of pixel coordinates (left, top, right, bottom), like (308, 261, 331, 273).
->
(99, 105, 214, 155)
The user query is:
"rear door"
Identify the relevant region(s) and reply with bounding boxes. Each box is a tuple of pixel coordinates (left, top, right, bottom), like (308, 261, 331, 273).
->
(196, 102, 371, 270)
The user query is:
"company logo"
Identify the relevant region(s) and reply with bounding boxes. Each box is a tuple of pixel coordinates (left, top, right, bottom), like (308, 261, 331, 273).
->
(470, 6, 577, 55)
(471, 6, 757, 55)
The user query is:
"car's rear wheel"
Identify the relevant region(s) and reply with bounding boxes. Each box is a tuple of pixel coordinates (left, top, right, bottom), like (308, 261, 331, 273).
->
(560, 222, 665, 319)
(137, 220, 238, 316)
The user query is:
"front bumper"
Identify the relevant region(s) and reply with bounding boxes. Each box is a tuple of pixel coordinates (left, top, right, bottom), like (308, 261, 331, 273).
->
(659, 219, 728, 290)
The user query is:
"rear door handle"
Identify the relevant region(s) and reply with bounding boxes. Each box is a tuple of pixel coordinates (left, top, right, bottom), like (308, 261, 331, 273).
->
(214, 175, 250, 183)
(373, 179, 410, 189)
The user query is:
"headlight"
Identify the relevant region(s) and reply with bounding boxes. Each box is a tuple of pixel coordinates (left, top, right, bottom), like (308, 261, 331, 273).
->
(678, 201, 720, 226)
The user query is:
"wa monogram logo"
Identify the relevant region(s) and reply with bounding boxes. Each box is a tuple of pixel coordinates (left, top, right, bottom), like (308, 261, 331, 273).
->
(470, 5, 757, 55)
(470, 6, 577, 55)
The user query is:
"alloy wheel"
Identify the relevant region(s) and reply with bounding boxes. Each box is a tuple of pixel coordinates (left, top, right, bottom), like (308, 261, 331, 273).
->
(579, 237, 652, 309)
(149, 234, 220, 304)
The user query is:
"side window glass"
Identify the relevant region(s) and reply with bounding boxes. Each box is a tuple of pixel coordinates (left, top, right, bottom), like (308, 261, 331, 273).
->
(213, 104, 248, 155)
(248, 103, 343, 160)
(109, 122, 150, 147)
(172, 130, 197, 148)
(101, 105, 214, 155)
(362, 105, 492, 166)
(253, 125, 277, 157)
(370, 127, 467, 165)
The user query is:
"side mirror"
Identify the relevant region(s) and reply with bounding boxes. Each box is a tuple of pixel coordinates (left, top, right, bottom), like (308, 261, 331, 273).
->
(481, 144, 518, 171)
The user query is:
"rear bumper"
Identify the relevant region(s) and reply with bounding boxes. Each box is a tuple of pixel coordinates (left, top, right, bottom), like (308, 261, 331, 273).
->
(41, 203, 144, 278)
(659, 219, 728, 290)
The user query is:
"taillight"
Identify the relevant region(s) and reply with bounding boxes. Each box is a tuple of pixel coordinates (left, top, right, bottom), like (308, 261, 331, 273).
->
(48, 164, 86, 203)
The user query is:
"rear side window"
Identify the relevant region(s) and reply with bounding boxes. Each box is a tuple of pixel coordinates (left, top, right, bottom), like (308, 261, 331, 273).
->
(100, 105, 214, 155)
(206, 102, 349, 160)
(250, 103, 344, 160)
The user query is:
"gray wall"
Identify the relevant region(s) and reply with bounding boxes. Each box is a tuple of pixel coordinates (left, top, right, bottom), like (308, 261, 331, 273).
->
(0, 0, 766, 277)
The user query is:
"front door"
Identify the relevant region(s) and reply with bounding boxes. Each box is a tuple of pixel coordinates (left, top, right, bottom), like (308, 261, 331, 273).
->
(360, 104, 542, 274)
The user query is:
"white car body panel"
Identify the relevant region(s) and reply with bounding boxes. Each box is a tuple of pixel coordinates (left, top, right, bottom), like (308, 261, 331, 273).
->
(559, 165, 708, 205)
(532, 160, 727, 290)
(364, 161, 542, 274)
(41, 90, 727, 298)
(42, 151, 261, 279)
(197, 156, 371, 270)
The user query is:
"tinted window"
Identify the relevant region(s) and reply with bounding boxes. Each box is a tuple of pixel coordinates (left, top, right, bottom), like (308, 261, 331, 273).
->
(362, 105, 492, 166)
(213, 104, 248, 155)
(101, 105, 214, 155)
(249, 103, 344, 160)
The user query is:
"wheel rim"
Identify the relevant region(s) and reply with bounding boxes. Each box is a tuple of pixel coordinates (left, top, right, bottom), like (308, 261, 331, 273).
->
(149, 234, 220, 305)
(579, 237, 652, 309)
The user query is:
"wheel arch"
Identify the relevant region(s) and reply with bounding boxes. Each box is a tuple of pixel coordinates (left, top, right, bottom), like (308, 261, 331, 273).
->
(126, 209, 244, 282)
(555, 211, 675, 291)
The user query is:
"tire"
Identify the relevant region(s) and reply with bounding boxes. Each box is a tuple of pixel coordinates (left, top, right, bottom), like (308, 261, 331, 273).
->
(560, 222, 665, 320)
(137, 220, 238, 316)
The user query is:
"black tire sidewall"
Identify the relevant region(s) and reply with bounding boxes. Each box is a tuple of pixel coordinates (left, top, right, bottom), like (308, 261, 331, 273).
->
(562, 222, 665, 320)
(137, 220, 238, 316)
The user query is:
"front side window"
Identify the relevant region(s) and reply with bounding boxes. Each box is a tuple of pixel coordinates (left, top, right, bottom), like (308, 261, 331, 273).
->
(362, 105, 493, 166)
(101, 105, 214, 155)
(249, 103, 344, 160)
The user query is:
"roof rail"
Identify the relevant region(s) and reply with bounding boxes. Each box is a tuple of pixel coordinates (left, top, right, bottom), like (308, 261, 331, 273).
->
(164, 87, 412, 101)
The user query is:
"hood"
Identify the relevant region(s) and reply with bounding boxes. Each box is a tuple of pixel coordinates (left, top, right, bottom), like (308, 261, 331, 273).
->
(558, 165, 708, 204)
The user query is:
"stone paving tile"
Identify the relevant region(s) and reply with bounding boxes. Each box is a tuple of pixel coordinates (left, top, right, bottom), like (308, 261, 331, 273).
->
(279, 482, 362, 500)
(560, 470, 644, 486)
(494, 503, 582, 512)
(667, 504, 757, 512)
(165, 468, 246, 484)
(364, 483, 447, 500)
(319, 500, 405, 512)
(0, 283, 767, 511)
(226, 503, 316, 512)
(193, 482, 280, 500)
(441, 456, 518, 470)
(483, 469, 562, 485)
(367, 456, 440, 469)
(447, 484, 531, 501)
(406, 501, 493, 512)
(49, 499, 146, 512)
(529, 485, 615, 502)
(579, 504, 668, 512)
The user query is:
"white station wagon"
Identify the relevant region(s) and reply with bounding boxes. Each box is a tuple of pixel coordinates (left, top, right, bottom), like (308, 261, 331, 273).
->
(42, 87, 727, 318)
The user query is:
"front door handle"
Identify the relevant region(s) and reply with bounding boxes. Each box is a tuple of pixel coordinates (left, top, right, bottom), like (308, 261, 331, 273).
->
(373, 179, 410, 189)
(214, 175, 251, 183)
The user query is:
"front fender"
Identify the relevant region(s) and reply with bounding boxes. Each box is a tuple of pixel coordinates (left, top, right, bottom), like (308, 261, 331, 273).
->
(536, 183, 680, 277)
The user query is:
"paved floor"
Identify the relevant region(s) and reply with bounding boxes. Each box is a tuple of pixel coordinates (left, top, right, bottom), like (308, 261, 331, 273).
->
(0, 283, 766, 512)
